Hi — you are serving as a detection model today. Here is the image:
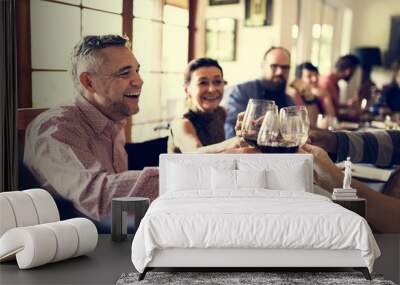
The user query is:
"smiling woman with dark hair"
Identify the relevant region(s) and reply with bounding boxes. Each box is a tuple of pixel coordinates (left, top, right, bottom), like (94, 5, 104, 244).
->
(168, 57, 250, 154)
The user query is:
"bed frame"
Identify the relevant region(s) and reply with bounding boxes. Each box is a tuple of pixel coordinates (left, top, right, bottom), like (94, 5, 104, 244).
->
(138, 154, 372, 281)
(139, 248, 371, 280)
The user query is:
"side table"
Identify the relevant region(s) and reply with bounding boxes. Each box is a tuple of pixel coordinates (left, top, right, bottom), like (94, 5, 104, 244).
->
(111, 197, 150, 242)
(332, 198, 366, 218)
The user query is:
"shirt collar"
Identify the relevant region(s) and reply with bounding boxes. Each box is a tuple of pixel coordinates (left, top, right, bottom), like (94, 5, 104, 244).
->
(75, 95, 126, 135)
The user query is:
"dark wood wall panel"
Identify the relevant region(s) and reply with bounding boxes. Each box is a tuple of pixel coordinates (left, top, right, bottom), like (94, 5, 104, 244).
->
(16, 0, 32, 108)
(188, 0, 197, 61)
(123, 0, 134, 142)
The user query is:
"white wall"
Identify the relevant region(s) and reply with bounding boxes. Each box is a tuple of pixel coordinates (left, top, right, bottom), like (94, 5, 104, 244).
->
(349, 0, 399, 89)
(351, 0, 400, 52)
(194, 0, 296, 86)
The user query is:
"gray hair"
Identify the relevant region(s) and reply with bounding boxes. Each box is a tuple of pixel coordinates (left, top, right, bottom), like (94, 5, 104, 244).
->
(71, 34, 130, 94)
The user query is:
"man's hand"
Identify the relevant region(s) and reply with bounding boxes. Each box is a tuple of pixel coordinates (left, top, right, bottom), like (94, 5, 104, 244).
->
(222, 136, 249, 149)
(235, 112, 245, 136)
(235, 112, 264, 137)
(308, 128, 337, 154)
(300, 144, 342, 192)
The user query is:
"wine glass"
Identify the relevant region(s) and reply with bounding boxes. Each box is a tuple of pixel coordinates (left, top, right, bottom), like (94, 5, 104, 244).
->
(257, 104, 280, 152)
(241, 99, 275, 146)
(279, 106, 309, 151)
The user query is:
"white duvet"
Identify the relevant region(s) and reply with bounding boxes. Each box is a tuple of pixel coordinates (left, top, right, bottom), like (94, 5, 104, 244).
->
(131, 190, 380, 273)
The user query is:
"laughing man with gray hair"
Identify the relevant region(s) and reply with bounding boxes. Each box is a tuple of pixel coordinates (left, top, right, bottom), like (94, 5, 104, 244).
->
(24, 35, 159, 221)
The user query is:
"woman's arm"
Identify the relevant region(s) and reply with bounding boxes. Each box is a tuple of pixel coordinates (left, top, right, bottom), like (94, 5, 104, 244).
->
(170, 118, 242, 153)
(170, 119, 202, 151)
(301, 144, 400, 233)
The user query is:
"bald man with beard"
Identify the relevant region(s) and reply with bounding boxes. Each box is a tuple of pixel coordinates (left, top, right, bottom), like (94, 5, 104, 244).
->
(224, 47, 294, 138)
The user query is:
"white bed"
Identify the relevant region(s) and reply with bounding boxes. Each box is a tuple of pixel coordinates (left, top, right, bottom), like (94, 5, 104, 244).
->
(131, 154, 380, 280)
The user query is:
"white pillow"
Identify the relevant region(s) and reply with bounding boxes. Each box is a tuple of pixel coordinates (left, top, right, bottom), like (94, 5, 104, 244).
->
(211, 168, 236, 190)
(237, 159, 308, 192)
(167, 162, 208, 191)
(167, 161, 235, 192)
(211, 169, 267, 190)
(236, 169, 267, 189)
(266, 164, 306, 191)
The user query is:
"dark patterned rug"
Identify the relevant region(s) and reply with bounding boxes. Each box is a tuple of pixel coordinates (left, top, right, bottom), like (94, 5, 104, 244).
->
(117, 271, 396, 285)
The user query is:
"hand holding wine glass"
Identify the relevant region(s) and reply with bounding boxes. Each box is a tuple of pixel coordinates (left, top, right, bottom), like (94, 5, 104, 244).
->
(235, 112, 245, 137)
(241, 99, 275, 146)
(257, 104, 280, 152)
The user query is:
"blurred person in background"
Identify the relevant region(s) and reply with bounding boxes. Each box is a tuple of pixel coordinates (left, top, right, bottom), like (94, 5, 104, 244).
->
(319, 54, 360, 117)
(377, 60, 400, 115)
(289, 62, 335, 127)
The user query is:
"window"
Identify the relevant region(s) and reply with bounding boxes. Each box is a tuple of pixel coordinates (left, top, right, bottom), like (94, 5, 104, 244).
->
(30, 0, 123, 108)
(310, 0, 336, 75)
(289, 0, 300, 79)
(132, 1, 189, 142)
(205, 18, 236, 62)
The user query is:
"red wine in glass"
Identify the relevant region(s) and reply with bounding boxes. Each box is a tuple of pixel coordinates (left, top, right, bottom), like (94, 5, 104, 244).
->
(257, 143, 299, 153)
(243, 135, 258, 147)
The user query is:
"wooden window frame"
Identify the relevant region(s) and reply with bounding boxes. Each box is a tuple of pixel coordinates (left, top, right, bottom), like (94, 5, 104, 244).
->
(16, 0, 32, 108)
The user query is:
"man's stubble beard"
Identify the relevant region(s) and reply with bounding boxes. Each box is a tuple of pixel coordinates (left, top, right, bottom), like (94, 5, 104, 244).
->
(111, 102, 138, 121)
(263, 77, 287, 93)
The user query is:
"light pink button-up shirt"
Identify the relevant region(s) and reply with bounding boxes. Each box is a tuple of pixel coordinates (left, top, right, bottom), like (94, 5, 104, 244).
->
(24, 96, 158, 221)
